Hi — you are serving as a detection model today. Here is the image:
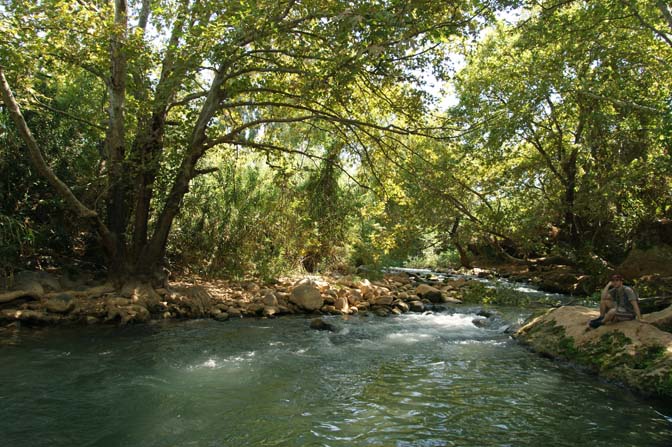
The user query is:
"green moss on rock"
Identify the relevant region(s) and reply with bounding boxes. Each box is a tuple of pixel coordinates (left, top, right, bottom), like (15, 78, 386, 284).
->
(516, 315, 672, 398)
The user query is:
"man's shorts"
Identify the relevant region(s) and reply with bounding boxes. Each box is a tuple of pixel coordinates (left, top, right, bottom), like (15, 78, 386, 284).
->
(614, 312, 635, 322)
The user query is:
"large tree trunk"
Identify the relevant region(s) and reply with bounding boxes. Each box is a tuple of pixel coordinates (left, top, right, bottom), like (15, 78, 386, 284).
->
(141, 67, 227, 273)
(106, 0, 130, 277)
(562, 148, 580, 247)
(130, 10, 188, 256)
(449, 217, 472, 268)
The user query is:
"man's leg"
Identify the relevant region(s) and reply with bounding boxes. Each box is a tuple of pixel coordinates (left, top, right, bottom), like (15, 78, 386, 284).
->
(603, 308, 617, 324)
(600, 297, 613, 317)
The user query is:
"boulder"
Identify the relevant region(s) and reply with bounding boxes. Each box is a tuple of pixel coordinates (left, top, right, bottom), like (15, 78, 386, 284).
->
(534, 268, 582, 295)
(120, 305, 150, 324)
(514, 306, 672, 398)
(642, 305, 672, 332)
(415, 284, 442, 303)
(14, 271, 60, 292)
(310, 318, 336, 332)
(372, 307, 390, 317)
(210, 309, 230, 321)
(394, 301, 410, 313)
(322, 305, 338, 314)
(442, 294, 462, 304)
(374, 296, 394, 306)
(409, 301, 425, 312)
(290, 283, 323, 311)
(11, 279, 44, 297)
(334, 296, 349, 313)
(384, 272, 411, 285)
(262, 292, 278, 307)
(44, 294, 75, 314)
(347, 289, 362, 305)
(263, 306, 278, 318)
(477, 309, 495, 318)
(105, 298, 150, 325)
(472, 318, 488, 328)
(357, 279, 373, 296)
(356, 301, 370, 310)
(227, 307, 242, 318)
(169, 286, 214, 317)
(618, 245, 672, 279)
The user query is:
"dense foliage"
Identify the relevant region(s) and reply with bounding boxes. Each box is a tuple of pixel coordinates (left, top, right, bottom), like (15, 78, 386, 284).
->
(0, 0, 670, 280)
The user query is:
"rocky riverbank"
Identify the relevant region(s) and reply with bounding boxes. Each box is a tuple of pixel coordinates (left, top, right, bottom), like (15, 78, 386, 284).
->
(0, 270, 477, 328)
(487, 245, 672, 300)
(514, 306, 672, 398)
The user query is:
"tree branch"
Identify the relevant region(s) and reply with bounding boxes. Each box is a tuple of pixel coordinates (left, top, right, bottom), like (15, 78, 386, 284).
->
(0, 66, 116, 256)
(576, 90, 663, 113)
(205, 115, 318, 148)
(30, 94, 106, 131)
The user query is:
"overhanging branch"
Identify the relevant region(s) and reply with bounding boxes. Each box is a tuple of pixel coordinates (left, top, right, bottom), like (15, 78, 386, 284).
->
(0, 66, 116, 257)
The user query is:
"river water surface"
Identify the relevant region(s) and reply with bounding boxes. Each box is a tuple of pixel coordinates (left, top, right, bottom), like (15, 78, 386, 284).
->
(2, 302, 672, 446)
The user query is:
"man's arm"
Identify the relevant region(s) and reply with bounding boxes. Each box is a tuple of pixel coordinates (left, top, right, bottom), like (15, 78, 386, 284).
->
(601, 282, 613, 300)
(600, 282, 613, 316)
(627, 288, 642, 320)
(632, 299, 642, 320)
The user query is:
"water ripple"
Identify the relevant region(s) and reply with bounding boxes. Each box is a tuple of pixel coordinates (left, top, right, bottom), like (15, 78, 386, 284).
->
(1, 314, 671, 447)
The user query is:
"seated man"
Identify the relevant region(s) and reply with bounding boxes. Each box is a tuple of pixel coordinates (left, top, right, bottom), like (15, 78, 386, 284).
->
(589, 274, 641, 328)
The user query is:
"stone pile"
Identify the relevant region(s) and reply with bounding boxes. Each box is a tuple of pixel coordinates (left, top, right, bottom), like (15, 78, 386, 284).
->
(0, 271, 470, 327)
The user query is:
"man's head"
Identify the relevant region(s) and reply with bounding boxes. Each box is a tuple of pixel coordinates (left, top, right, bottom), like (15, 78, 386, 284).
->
(611, 274, 624, 287)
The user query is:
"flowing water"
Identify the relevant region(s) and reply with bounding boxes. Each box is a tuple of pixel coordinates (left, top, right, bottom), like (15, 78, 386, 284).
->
(1, 288, 672, 446)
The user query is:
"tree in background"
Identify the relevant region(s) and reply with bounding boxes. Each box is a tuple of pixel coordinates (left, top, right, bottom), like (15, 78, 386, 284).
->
(1, 0, 506, 282)
(450, 0, 672, 264)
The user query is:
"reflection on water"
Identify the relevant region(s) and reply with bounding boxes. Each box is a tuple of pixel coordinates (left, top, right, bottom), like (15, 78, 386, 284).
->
(1, 312, 671, 447)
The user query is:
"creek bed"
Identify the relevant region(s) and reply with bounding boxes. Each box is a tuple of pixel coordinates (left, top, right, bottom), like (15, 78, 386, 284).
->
(1, 308, 671, 446)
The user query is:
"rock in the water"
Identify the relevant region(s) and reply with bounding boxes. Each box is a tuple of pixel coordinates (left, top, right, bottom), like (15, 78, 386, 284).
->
(373, 307, 389, 317)
(210, 308, 230, 322)
(263, 306, 278, 318)
(394, 301, 410, 313)
(409, 300, 425, 312)
(290, 283, 323, 311)
(228, 307, 242, 317)
(477, 309, 495, 318)
(310, 318, 336, 332)
(415, 284, 443, 303)
(472, 318, 488, 328)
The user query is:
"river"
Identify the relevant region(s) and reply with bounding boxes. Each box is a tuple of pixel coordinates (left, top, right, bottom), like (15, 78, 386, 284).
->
(1, 278, 671, 446)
